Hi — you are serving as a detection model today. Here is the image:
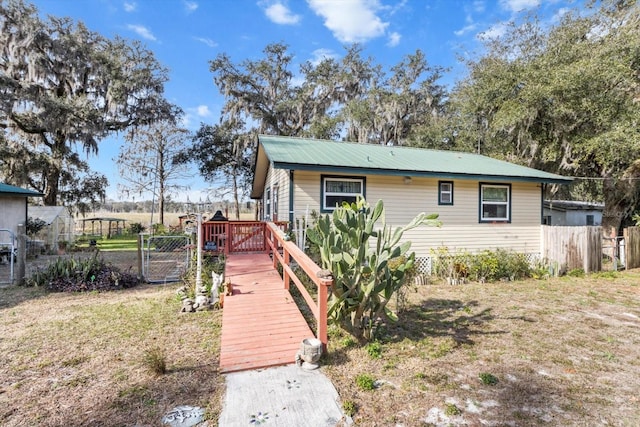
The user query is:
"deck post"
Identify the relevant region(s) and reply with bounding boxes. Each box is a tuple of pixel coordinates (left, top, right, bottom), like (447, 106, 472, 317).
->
(272, 231, 278, 269)
(283, 249, 291, 290)
(317, 277, 332, 349)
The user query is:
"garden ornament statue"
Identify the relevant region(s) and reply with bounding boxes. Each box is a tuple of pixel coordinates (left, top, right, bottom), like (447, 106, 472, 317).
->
(295, 337, 323, 370)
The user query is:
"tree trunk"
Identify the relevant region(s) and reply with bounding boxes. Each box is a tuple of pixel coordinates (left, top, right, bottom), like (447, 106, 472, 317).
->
(158, 179, 165, 225)
(601, 177, 626, 238)
(232, 171, 240, 220)
(44, 136, 65, 206)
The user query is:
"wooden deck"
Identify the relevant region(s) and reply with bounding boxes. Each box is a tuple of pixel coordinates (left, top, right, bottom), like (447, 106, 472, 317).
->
(219, 253, 314, 373)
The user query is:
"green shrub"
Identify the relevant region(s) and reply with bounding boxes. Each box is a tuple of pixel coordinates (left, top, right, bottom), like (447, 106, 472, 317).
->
(432, 247, 533, 283)
(26, 216, 47, 236)
(128, 222, 146, 234)
(142, 346, 167, 375)
(567, 268, 585, 277)
(26, 253, 140, 291)
(444, 403, 462, 416)
(342, 400, 356, 417)
(365, 341, 383, 359)
(356, 373, 376, 391)
(479, 372, 499, 385)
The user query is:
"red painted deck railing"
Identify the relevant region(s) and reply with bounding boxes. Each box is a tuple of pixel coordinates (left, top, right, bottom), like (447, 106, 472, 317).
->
(201, 220, 287, 254)
(265, 222, 334, 348)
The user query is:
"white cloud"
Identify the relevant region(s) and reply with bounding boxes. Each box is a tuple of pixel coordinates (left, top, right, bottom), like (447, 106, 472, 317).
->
(307, 0, 389, 43)
(499, 0, 540, 13)
(310, 48, 339, 65)
(184, 1, 198, 13)
(127, 24, 156, 41)
(387, 31, 401, 47)
(551, 7, 569, 23)
(478, 22, 509, 40)
(473, 0, 485, 13)
(194, 37, 218, 48)
(263, 2, 301, 25)
(455, 24, 477, 37)
(123, 2, 136, 12)
(196, 105, 211, 117)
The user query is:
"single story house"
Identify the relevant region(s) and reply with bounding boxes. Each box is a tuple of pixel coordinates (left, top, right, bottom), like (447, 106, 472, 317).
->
(543, 200, 604, 226)
(251, 135, 572, 269)
(0, 182, 43, 245)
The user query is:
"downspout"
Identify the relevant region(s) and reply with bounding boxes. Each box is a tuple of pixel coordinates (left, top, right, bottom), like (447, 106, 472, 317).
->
(289, 170, 295, 225)
(541, 183, 546, 224)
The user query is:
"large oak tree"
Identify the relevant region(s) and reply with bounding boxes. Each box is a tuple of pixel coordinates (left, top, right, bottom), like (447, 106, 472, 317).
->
(451, 0, 640, 234)
(0, 0, 176, 209)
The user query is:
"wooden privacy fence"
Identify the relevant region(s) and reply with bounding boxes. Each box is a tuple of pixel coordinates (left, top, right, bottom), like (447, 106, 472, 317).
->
(541, 225, 602, 273)
(623, 226, 640, 269)
(265, 222, 333, 348)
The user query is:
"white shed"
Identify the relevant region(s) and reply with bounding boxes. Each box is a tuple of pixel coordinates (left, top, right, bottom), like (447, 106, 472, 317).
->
(28, 206, 76, 252)
(0, 183, 43, 244)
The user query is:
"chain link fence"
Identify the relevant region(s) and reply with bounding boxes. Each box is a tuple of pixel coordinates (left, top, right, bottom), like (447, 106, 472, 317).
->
(0, 229, 16, 285)
(141, 234, 192, 283)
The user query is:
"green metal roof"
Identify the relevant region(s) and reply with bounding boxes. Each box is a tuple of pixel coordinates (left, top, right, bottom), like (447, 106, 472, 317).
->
(0, 182, 43, 197)
(252, 135, 572, 197)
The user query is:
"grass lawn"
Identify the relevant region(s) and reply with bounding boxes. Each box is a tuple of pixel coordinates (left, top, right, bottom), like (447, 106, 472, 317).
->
(323, 270, 640, 426)
(1, 267, 639, 426)
(0, 284, 224, 426)
(75, 235, 139, 251)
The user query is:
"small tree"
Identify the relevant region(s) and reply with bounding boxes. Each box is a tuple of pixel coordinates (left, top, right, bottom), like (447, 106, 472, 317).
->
(117, 121, 192, 225)
(26, 216, 47, 237)
(307, 198, 440, 340)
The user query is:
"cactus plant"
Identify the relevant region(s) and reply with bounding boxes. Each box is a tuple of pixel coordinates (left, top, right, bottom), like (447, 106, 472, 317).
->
(307, 198, 440, 340)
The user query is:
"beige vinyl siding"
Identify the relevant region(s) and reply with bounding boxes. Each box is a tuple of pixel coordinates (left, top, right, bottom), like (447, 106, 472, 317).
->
(290, 170, 322, 221)
(0, 196, 27, 238)
(288, 169, 543, 257)
(263, 168, 289, 221)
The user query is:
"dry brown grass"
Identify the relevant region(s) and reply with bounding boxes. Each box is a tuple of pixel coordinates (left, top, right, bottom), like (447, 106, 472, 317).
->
(323, 270, 640, 426)
(2, 256, 640, 426)
(0, 283, 223, 426)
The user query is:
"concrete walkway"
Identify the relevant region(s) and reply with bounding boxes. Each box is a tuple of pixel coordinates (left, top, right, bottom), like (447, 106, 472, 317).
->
(218, 364, 350, 426)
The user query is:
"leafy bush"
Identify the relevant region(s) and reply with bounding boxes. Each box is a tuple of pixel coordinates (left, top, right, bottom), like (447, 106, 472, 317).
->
(433, 247, 533, 283)
(128, 222, 146, 234)
(365, 341, 383, 359)
(26, 253, 140, 292)
(444, 403, 462, 416)
(355, 373, 376, 391)
(26, 217, 47, 236)
(479, 372, 499, 385)
(342, 400, 356, 417)
(142, 346, 167, 375)
(567, 268, 585, 277)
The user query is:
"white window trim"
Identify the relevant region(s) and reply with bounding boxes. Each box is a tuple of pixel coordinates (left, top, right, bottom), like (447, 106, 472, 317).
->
(322, 176, 365, 212)
(480, 183, 511, 222)
(439, 181, 453, 205)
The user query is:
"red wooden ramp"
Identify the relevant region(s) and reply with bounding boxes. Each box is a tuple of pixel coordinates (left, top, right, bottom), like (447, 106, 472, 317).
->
(219, 253, 314, 373)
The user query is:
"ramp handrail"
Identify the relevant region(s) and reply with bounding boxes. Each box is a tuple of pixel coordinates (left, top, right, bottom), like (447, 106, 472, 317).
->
(265, 222, 333, 348)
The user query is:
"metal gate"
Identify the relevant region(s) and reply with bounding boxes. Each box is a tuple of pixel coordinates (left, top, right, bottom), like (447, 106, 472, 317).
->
(0, 229, 16, 285)
(141, 234, 191, 283)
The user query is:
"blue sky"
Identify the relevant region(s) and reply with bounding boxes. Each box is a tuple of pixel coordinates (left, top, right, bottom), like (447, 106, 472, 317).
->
(32, 0, 582, 203)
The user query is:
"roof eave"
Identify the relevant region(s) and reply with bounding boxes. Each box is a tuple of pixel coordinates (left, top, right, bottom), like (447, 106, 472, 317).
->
(271, 162, 573, 184)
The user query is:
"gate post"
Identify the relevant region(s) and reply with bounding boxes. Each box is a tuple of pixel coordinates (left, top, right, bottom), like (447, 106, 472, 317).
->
(137, 233, 144, 281)
(16, 224, 26, 286)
